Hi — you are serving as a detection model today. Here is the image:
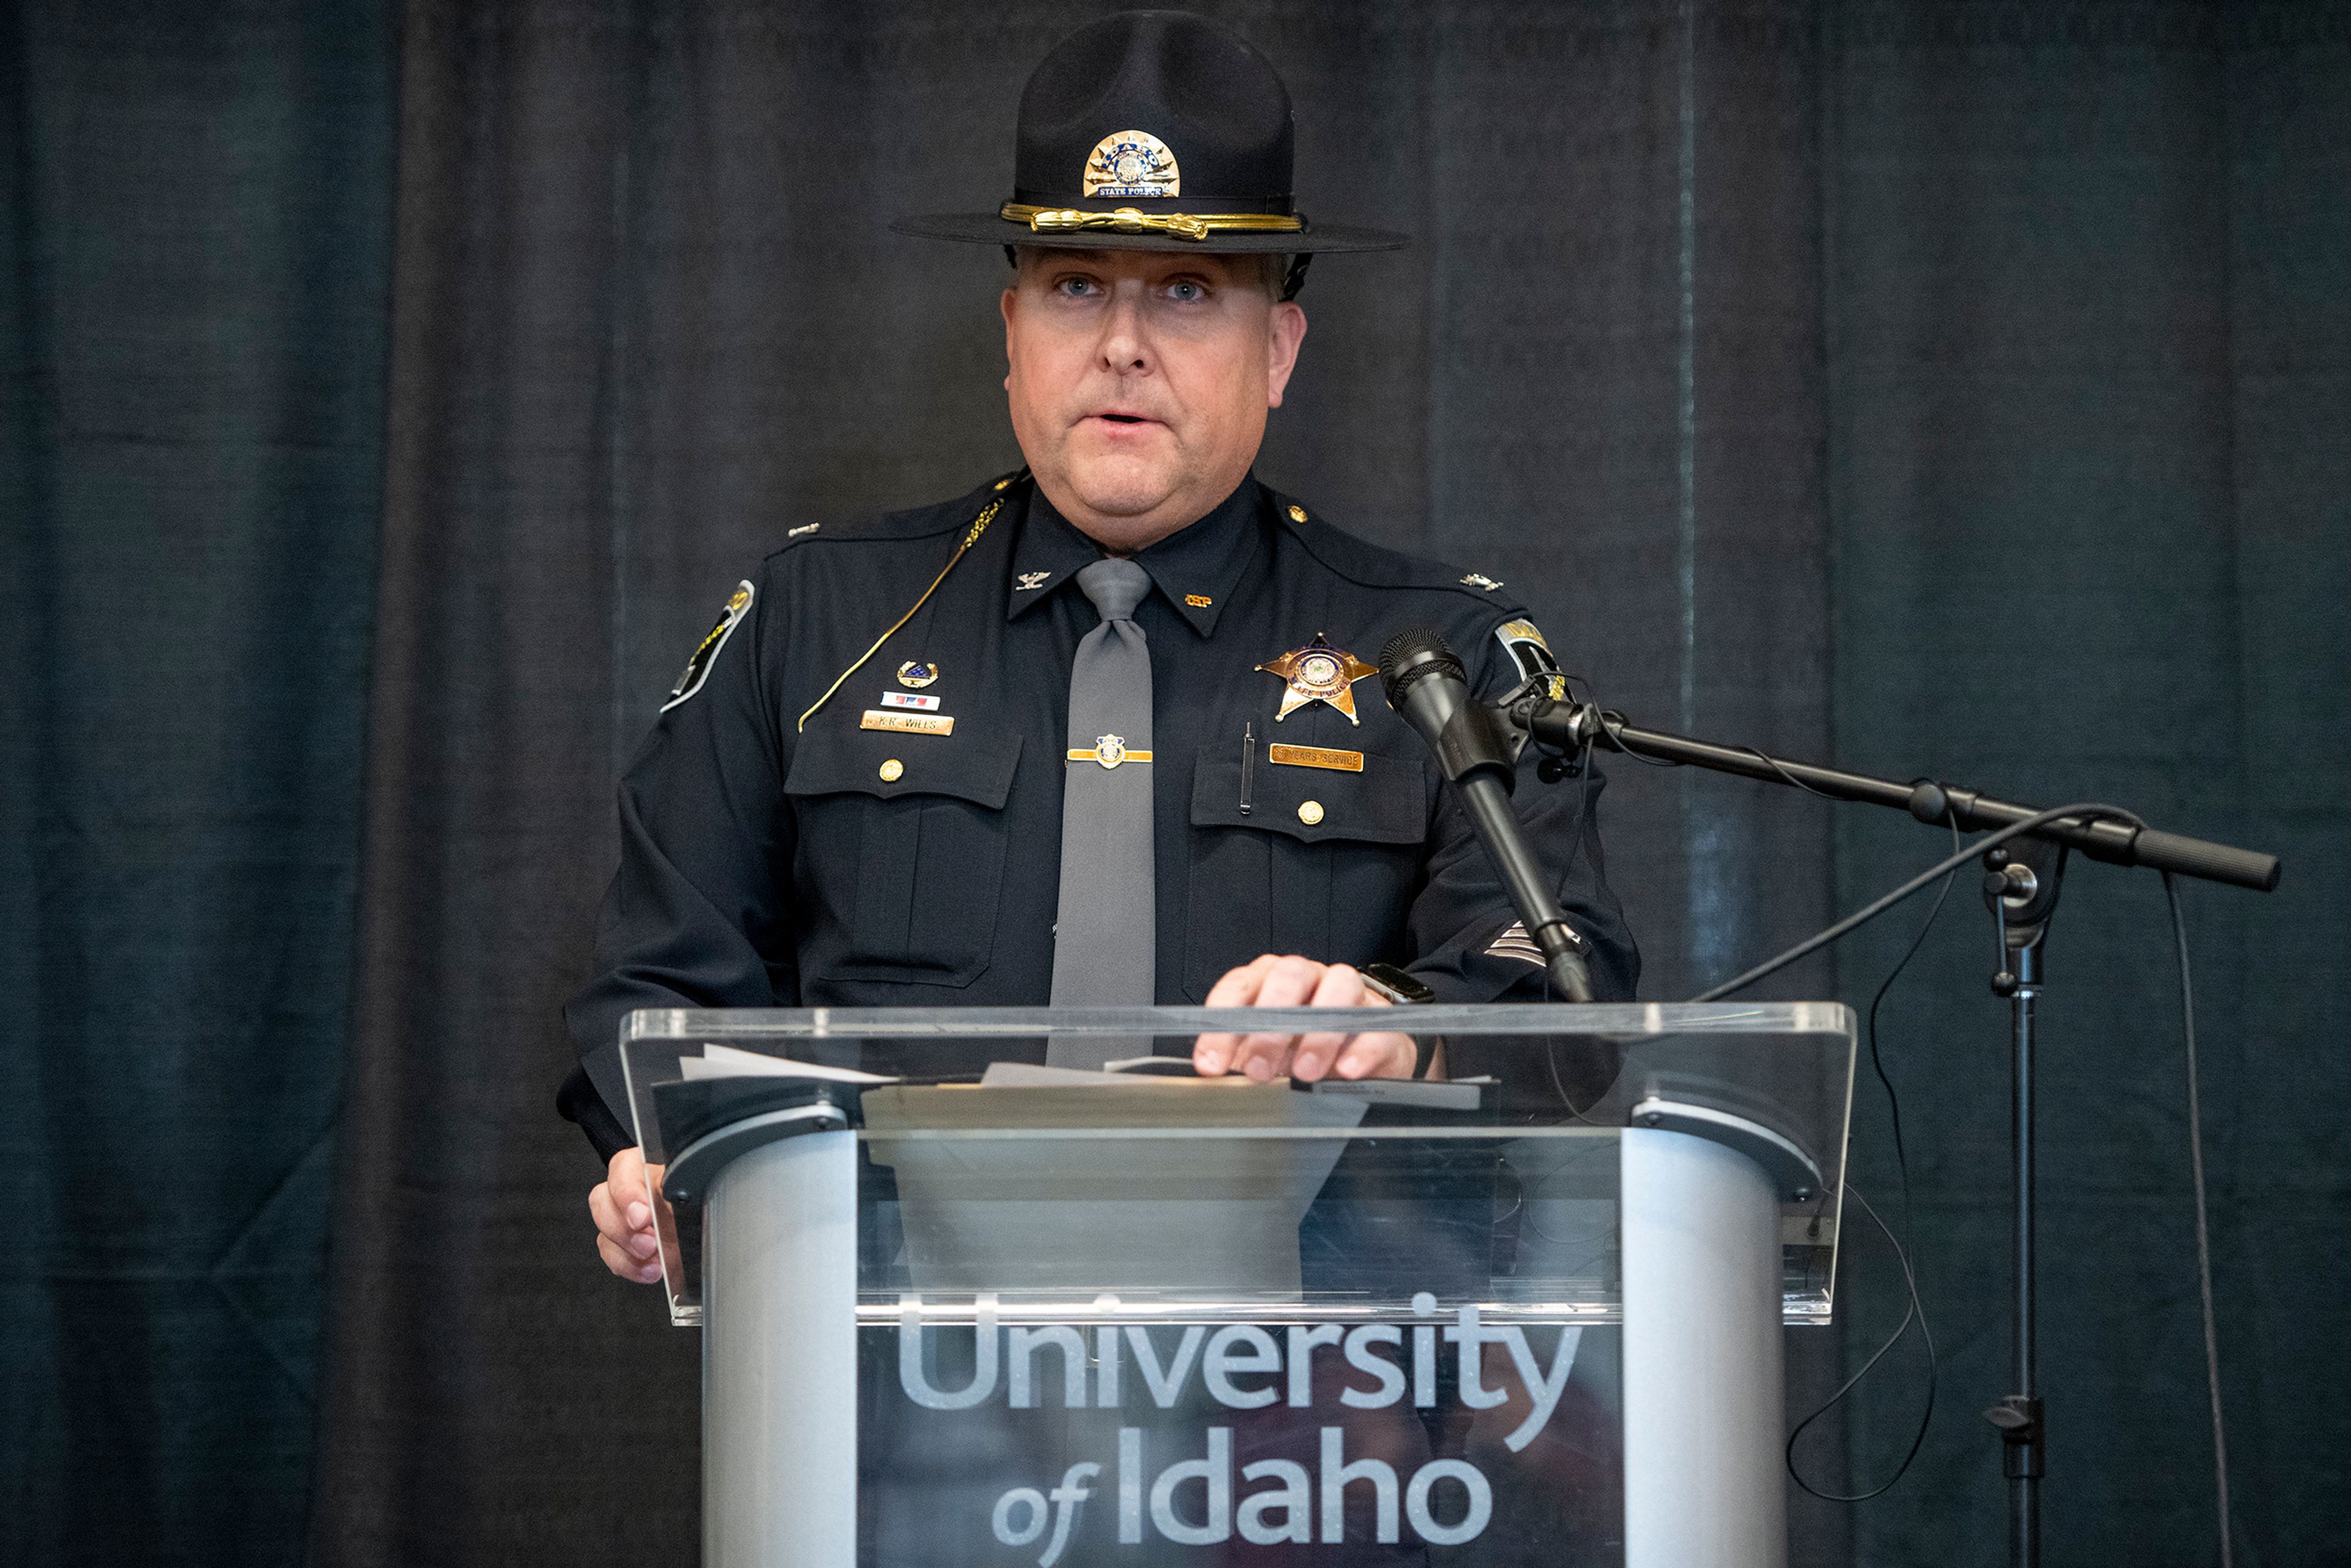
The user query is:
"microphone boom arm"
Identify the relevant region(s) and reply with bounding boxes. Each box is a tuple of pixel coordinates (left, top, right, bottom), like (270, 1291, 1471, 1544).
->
(1505, 695, 2281, 894)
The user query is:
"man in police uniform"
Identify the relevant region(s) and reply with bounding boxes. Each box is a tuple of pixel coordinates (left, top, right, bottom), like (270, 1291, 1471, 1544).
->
(567, 12, 1637, 1284)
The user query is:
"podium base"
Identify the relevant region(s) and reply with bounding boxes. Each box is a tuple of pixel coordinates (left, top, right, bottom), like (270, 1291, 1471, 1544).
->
(705, 1128, 858, 1567)
(1622, 1126, 1787, 1568)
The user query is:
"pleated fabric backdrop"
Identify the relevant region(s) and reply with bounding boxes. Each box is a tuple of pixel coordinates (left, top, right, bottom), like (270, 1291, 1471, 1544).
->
(1823, 7, 2351, 1561)
(2, 3, 394, 1562)
(6, 2, 2345, 1566)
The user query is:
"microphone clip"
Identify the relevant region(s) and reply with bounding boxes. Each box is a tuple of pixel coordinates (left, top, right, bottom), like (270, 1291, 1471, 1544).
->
(1493, 686, 1599, 786)
(1429, 702, 1517, 793)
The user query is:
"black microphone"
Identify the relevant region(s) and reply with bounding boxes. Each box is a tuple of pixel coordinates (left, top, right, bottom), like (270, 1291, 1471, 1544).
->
(1378, 628, 1596, 1003)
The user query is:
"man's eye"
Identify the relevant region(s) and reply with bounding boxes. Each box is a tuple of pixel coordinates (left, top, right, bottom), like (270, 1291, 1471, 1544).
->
(1167, 280, 1205, 302)
(1054, 277, 1097, 298)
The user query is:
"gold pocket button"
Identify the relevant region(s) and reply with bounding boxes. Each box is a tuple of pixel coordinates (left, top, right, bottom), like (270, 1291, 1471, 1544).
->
(879, 759, 904, 782)
(1297, 800, 1324, 826)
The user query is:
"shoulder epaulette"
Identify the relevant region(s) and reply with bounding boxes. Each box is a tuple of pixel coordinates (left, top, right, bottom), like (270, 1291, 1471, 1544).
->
(1269, 488, 1525, 607)
(762, 468, 1030, 563)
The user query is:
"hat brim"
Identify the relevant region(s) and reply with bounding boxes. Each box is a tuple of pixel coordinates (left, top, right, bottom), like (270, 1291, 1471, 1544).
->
(891, 212, 1407, 255)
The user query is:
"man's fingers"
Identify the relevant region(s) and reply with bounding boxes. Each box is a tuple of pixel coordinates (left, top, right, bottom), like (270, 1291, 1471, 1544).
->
(1231, 955, 1326, 1079)
(1196, 954, 1282, 1074)
(590, 1180, 659, 1259)
(1335, 1029, 1417, 1080)
(613, 1146, 662, 1233)
(598, 1232, 663, 1285)
(1316, 970, 1408, 1081)
(591, 1146, 666, 1282)
(1289, 964, 1370, 1081)
(588, 1180, 630, 1245)
(1203, 953, 1281, 1007)
(1196, 955, 1406, 1081)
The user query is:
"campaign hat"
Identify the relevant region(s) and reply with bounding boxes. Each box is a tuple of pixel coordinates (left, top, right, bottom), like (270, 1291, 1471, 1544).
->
(893, 10, 1405, 258)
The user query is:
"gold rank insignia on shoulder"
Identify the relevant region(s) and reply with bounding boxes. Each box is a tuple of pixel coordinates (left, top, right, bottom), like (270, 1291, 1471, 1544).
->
(1258, 633, 1379, 726)
(1084, 129, 1180, 198)
(896, 660, 940, 688)
(1461, 572, 1504, 591)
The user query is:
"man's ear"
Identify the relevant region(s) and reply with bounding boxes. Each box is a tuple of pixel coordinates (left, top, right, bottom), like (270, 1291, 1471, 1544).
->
(1265, 300, 1308, 409)
(1001, 283, 1019, 388)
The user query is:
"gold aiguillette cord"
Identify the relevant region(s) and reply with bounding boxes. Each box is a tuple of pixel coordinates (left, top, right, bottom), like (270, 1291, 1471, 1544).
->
(796, 495, 1006, 732)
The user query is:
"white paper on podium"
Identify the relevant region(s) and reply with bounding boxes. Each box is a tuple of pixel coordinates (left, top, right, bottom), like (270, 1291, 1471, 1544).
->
(863, 1076, 1367, 1298)
(677, 1043, 897, 1082)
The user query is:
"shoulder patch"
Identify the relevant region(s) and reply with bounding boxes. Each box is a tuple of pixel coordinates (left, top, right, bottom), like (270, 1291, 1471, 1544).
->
(662, 580, 754, 712)
(1494, 617, 1567, 699)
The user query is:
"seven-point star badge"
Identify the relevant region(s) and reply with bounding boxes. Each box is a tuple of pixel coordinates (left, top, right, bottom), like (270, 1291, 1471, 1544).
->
(1257, 634, 1380, 725)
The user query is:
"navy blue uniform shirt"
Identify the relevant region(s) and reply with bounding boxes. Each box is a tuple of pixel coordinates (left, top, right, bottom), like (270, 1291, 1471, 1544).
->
(560, 473, 1638, 1157)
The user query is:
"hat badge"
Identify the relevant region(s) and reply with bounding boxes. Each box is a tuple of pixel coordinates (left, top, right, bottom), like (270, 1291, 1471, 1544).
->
(1084, 130, 1181, 199)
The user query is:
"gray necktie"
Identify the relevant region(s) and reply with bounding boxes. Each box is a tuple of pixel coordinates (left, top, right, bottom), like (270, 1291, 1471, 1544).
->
(1048, 558, 1155, 1060)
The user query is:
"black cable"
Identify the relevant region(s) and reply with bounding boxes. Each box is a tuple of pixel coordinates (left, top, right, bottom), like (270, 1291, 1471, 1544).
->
(2165, 873, 2234, 1568)
(1542, 724, 1602, 1121)
(1689, 803, 2146, 1003)
(1594, 708, 1688, 768)
(1777, 812, 1955, 1501)
(1739, 743, 1847, 803)
(1786, 1184, 1937, 1501)
(1869, 811, 1961, 1232)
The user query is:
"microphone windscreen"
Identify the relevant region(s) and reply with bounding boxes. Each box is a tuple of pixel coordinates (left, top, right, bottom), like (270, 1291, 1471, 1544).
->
(1378, 627, 1463, 707)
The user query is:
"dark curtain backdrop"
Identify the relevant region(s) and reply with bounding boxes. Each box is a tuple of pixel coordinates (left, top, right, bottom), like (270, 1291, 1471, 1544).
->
(2, 2, 394, 1564)
(1824, 6, 2351, 1564)
(6, 2, 2344, 1566)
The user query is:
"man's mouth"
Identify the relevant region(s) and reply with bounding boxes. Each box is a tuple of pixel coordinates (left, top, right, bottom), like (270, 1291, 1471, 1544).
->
(1086, 410, 1160, 426)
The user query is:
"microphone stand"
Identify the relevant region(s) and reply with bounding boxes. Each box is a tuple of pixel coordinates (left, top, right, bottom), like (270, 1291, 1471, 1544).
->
(1499, 691, 2280, 1568)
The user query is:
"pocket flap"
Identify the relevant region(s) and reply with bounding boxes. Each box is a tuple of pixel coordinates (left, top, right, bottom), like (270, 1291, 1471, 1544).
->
(1190, 746, 1427, 844)
(786, 725, 1023, 809)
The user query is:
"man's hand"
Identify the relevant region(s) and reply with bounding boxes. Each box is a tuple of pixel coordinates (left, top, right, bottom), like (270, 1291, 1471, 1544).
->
(1193, 955, 1420, 1082)
(590, 1146, 672, 1285)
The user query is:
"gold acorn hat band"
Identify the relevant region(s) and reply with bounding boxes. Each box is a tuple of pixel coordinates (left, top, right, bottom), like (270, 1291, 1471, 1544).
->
(1000, 201, 1303, 242)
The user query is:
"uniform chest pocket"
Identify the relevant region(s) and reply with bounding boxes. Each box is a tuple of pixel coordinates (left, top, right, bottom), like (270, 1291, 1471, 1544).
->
(784, 729, 1023, 988)
(1181, 747, 1430, 1000)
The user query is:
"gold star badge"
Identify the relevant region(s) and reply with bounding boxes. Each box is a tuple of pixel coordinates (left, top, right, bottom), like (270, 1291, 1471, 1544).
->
(1257, 634, 1379, 725)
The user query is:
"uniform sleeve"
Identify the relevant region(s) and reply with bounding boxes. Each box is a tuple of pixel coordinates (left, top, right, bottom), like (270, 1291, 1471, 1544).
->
(1396, 615, 1640, 1109)
(558, 565, 798, 1157)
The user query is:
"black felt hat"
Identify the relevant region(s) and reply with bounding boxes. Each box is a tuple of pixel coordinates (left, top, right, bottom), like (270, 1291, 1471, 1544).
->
(893, 10, 1405, 258)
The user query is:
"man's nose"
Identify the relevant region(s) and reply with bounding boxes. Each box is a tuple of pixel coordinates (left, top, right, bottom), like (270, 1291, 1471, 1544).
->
(1097, 287, 1150, 372)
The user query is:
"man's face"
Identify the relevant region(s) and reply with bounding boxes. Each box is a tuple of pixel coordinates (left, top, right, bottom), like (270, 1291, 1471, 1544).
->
(1002, 247, 1307, 553)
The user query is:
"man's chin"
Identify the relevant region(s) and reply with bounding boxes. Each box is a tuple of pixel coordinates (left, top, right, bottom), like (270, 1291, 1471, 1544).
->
(1059, 460, 1183, 523)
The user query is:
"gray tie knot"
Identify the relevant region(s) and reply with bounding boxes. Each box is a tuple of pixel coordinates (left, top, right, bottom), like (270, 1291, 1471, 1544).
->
(1077, 557, 1151, 623)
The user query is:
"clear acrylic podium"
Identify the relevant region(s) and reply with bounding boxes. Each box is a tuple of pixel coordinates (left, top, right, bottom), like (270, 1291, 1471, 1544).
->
(620, 1003, 1855, 1568)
